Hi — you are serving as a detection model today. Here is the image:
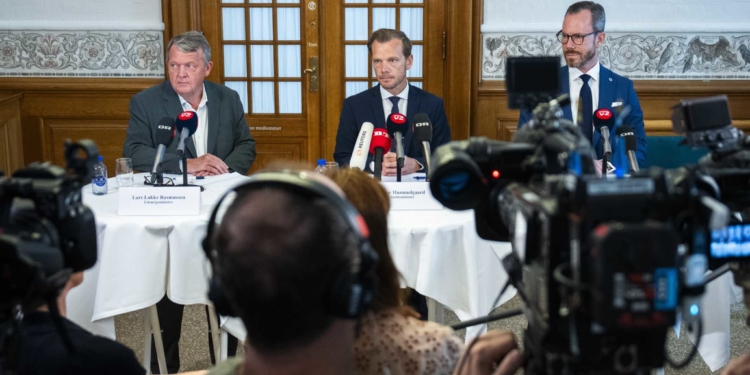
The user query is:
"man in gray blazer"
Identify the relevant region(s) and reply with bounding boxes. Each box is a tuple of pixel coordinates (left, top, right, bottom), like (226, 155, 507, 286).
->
(123, 31, 256, 176)
(123, 31, 249, 372)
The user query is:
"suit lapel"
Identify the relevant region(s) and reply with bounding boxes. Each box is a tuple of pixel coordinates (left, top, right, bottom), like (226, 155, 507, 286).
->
(559, 67, 573, 122)
(163, 82, 196, 158)
(206, 83, 220, 155)
(370, 85, 386, 129)
(404, 84, 419, 156)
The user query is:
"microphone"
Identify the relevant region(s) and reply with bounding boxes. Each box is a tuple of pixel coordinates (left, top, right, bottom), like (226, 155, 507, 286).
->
(151, 117, 176, 184)
(387, 113, 408, 182)
(349, 122, 374, 171)
(593, 108, 615, 176)
(175, 111, 199, 158)
(369, 128, 391, 181)
(616, 125, 639, 172)
(412, 113, 432, 178)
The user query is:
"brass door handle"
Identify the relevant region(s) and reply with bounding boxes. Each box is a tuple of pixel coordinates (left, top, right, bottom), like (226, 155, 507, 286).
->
(305, 57, 319, 92)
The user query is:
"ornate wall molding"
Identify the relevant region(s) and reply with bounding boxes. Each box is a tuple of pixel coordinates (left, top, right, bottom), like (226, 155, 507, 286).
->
(482, 32, 750, 80)
(0, 30, 164, 78)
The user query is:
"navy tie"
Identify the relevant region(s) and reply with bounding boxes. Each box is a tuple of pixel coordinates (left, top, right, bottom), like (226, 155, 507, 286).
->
(389, 96, 401, 115)
(578, 74, 593, 142)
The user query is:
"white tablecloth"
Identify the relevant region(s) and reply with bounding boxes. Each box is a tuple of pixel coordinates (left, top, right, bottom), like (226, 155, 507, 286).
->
(67, 173, 515, 342)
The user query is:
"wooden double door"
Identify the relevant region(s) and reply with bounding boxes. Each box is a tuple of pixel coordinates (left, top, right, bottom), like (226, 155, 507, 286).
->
(200, 0, 447, 172)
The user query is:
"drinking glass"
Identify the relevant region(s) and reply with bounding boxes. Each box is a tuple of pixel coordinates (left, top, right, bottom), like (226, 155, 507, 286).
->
(326, 161, 339, 171)
(116, 158, 134, 187)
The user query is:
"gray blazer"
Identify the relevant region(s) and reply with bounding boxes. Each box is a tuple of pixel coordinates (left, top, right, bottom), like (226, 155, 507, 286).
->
(123, 80, 256, 175)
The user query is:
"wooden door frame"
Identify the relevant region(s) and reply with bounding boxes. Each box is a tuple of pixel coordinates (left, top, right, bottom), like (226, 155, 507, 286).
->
(167, 0, 480, 164)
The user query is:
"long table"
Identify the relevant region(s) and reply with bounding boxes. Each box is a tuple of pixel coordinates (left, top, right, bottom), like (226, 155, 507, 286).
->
(67, 172, 516, 344)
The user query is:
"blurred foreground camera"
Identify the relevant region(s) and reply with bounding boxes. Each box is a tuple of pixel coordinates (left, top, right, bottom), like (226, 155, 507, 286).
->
(429, 57, 740, 374)
(0, 140, 99, 370)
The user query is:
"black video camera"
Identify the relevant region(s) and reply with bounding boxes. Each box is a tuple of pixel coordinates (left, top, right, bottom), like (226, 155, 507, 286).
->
(428, 58, 734, 374)
(0, 139, 99, 369)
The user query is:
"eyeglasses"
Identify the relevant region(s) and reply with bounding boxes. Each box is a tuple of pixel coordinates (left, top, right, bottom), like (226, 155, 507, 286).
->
(168, 62, 202, 73)
(556, 30, 598, 45)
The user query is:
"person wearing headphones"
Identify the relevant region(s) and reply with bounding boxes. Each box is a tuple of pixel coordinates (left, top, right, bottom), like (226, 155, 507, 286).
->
(201, 170, 379, 375)
(327, 168, 464, 374)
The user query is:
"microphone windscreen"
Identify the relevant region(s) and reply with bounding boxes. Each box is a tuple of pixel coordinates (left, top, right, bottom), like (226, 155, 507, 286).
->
(156, 117, 176, 146)
(593, 107, 615, 133)
(387, 113, 408, 137)
(412, 113, 432, 142)
(176, 111, 199, 137)
(369, 128, 392, 154)
(616, 125, 637, 151)
(349, 122, 374, 170)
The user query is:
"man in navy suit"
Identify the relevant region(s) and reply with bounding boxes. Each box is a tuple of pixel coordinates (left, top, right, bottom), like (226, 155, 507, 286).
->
(518, 1, 647, 170)
(334, 29, 451, 176)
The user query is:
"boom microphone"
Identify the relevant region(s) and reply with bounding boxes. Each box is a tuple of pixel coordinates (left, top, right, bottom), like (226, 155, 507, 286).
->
(616, 125, 640, 172)
(175, 111, 199, 158)
(412, 113, 433, 178)
(349, 122, 374, 170)
(369, 128, 391, 181)
(593, 108, 615, 176)
(387, 113, 408, 182)
(151, 117, 176, 184)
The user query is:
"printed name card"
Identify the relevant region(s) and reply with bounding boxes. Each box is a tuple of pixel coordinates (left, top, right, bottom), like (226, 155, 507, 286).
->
(381, 182, 443, 211)
(118, 186, 201, 216)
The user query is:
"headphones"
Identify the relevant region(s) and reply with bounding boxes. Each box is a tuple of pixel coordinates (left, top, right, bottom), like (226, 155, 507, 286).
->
(201, 171, 379, 320)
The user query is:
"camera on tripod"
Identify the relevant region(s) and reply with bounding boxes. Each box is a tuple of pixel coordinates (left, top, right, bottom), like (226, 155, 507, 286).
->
(0, 139, 99, 369)
(428, 57, 748, 374)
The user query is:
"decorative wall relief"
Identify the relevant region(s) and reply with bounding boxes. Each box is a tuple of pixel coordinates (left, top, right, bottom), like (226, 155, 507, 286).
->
(482, 33, 750, 80)
(0, 31, 163, 77)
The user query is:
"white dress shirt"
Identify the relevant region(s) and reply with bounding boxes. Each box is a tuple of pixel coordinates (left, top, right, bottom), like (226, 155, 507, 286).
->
(380, 82, 409, 120)
(568, 62, 600, 129)
(373, 82, 424, 171)
(177, 84, 209, 157)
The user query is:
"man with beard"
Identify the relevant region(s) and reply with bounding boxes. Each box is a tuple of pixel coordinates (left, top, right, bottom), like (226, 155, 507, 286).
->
(518, 1, 647, 170)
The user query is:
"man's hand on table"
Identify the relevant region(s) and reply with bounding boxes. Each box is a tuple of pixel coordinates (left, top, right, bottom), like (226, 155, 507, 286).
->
(187, 154, 229, 176)
(382, 152, 422, 176)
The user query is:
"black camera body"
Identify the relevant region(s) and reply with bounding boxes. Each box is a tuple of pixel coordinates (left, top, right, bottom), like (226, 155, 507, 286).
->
(429, 57, 738, 374)
(0, 140, 99, 367)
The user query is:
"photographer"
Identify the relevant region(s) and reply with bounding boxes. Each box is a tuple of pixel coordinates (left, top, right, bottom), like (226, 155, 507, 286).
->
(203, 171, 376, 375)
(18, 272, 145, 375)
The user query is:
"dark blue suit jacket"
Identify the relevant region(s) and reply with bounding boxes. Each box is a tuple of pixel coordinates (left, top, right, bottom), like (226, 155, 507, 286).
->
(334, 84, 451, 170)
(518, 65, 647, 169)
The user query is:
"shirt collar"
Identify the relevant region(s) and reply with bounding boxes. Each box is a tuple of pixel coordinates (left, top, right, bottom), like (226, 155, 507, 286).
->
(177, 84, 208, 110)
(569, 61, 601, 82)
(379, 81, 409, 101)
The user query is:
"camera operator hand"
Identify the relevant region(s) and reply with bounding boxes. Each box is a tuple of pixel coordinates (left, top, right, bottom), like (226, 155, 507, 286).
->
(723, 353, 750, 375)
(453, 331, 524, 375)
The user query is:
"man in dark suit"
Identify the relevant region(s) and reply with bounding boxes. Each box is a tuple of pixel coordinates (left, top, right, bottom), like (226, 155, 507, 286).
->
(123, 32, 256, 176)
(334, 29, 451, 176)
(123, 31, 248, 372)
(518, 1, 647, 170)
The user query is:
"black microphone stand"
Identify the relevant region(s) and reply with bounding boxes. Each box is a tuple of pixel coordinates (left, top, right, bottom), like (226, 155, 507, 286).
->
(397, 157, 403, 182)
(182, 153, 188, 186)
(374, 149, 384, 181)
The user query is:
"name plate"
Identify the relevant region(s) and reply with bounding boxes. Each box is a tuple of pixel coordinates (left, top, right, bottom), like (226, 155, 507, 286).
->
(381, 182, 443, 211)
(118, 186, 201, 216)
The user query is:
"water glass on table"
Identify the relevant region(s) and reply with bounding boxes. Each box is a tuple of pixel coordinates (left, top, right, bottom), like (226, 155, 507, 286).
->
(116, 158, 134, 187)
(326, 161, 339, 171)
